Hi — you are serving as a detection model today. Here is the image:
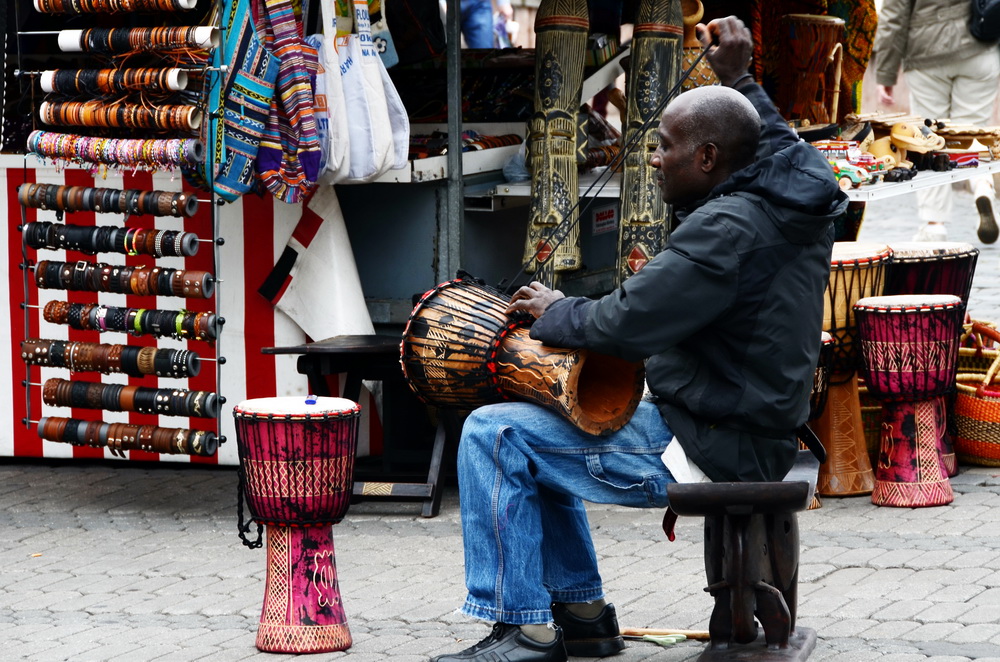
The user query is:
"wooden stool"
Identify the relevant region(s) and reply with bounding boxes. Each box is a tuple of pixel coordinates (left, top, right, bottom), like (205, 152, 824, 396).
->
(666, 451, 819, 661)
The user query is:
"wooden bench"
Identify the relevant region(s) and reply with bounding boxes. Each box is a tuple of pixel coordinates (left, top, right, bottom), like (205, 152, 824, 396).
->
(666, 450, 820, 661)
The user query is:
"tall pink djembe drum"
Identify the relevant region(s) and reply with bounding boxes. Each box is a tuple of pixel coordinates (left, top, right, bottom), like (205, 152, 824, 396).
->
(854, 295, 965, 507)
(234, 396, 360, 653)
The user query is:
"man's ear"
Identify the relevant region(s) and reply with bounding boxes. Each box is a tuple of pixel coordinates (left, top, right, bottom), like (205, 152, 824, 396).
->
(700, 142, 718, 173)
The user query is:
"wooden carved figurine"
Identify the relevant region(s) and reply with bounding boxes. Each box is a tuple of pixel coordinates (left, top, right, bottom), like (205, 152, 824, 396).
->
(616, 0, 682, 286)
(522, 0, 589, 281)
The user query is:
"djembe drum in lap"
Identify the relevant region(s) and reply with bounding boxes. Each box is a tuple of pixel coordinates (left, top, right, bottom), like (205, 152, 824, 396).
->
(854, 295, 965, 507)
(234, 396, 360, 653)
(815, 242, 893, 496)
(400, 277, 644, 435)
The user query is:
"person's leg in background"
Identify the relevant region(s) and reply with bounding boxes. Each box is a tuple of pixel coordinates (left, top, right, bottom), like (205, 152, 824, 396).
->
(908, 51, 1000, 244)
(906, 65, 954, 241)
(950, 49, 1000, 244)
(460, 0, 495, 48)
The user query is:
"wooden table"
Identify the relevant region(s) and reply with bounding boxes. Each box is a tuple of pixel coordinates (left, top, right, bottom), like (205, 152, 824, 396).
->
(262, 335, 459, 517)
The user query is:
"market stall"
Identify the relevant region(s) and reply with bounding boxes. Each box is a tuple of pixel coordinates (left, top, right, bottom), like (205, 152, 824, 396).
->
(1, 0, 998, 477)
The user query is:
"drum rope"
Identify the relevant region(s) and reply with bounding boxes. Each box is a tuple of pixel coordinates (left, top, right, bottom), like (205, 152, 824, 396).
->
(237, 467, 264, 549)
(500, 39, 716, 292)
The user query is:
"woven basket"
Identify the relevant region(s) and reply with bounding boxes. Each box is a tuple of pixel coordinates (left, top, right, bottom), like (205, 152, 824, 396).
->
(959, 321, 999, 375)
(954, 322, 1000, 466)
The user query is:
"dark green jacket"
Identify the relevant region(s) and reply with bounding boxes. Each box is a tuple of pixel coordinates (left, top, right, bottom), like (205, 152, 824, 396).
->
(530, 83, 847, 482)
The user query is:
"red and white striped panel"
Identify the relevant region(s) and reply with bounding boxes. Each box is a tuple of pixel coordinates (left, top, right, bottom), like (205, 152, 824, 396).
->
(1, 164, 382, 464)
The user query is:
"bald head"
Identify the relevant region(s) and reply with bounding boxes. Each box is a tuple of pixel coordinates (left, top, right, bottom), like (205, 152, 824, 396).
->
(665, 86, 761, 175)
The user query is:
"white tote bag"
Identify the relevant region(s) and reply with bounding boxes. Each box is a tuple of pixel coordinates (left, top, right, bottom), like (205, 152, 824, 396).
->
(312, 0, 352, 182)
(377, 49, 410, 171)
(337, 0, 394, 182)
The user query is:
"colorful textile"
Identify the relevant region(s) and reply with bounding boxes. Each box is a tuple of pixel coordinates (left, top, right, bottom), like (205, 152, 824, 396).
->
(254, 0, 322, 203)
(204, 0, 280, 202)
(826, 0, 877, 118)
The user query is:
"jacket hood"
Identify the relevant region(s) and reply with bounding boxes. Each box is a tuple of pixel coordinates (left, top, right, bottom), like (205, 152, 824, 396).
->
(686, 141, 848, 245)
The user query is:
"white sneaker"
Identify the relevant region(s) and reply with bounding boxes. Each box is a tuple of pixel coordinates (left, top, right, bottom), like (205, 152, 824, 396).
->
(913, 222, 948, 242)
(975, 195, 999, 244)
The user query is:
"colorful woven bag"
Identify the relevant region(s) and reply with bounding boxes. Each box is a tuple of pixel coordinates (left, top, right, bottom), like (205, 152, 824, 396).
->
(954, 322, 1000, 465)
(195, 0, 279, 201)
(253, 0, 323, 203)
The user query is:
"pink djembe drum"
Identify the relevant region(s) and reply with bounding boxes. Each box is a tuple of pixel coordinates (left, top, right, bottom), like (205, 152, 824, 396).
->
(854, 295, 965, 507)
(816, 242, 893, 496)
(883, 242, 979, 304)
(234, 396, 360, 653)
(883, 241, 980, 476)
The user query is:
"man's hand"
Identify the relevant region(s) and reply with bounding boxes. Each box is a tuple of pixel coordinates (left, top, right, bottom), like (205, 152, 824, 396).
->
(506, 281, 565, 319)
(877, 84, 895, 107)
(696, 16, 754, 87)
(496, 1, 513, 20)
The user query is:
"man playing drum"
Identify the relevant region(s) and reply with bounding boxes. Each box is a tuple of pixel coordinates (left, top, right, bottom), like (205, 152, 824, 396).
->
(431, 16, 848, 662)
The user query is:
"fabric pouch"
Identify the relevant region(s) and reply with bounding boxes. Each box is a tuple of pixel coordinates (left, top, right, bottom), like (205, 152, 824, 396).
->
(337, 0, 394, 182)
(254, 0, 323, 203)
(315, 0, 353, 182)
(201, 0, 279, 201)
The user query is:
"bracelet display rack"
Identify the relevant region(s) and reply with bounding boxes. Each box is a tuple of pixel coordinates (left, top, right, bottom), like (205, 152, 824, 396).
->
(12, 0, 227, 460)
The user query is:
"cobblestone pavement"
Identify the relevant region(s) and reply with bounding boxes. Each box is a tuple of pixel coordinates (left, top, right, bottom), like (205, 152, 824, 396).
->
(3, 187, 1000, 661)
(4, 460, 1000, 662)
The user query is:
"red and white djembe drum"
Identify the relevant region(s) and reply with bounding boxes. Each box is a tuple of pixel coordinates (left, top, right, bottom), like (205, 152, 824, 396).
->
(234, 396, 360, 653)
(815, 242, 893, 496)
(854, 295, 965, 507)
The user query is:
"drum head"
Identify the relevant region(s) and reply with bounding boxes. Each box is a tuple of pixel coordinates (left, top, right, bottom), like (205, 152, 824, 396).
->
(831, 242, 892, 265)
(886, 241, 978, 261)
(233, 396, 359, 418)
(855, 294, 963, 310)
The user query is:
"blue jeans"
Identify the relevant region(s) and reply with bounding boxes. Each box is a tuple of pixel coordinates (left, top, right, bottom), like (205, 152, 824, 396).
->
(461, 0, 495, 48)
(457, 400, 675, 625)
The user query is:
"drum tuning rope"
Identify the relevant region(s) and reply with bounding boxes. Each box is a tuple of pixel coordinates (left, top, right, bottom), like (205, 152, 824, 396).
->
(501, 38, 716, 292)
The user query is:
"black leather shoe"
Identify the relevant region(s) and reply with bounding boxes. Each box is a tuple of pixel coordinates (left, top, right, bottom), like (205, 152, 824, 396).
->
(550, 602, 626, 657)
(431, 623, 567, 662)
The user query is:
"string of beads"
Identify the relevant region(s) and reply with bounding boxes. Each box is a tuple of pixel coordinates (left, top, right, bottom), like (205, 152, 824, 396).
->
(27, 131, 203, 169)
